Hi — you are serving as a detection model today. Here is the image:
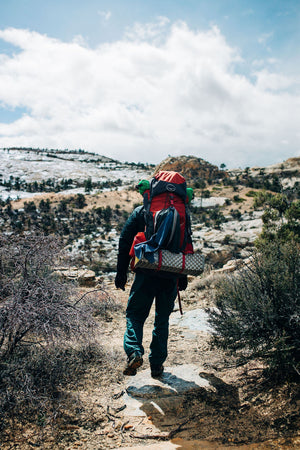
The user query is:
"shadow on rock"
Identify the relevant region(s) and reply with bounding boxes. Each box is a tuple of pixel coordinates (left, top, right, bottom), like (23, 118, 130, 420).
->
(124, 364, 240, 430)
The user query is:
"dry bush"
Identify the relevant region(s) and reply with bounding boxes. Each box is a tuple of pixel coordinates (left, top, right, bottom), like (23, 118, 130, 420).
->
(0, 342, 105, 434)
(0, 234, 98, 357)
(0, 233, 116, 435)
(78, 287, 123, 320)
(192, 270, 224, 291)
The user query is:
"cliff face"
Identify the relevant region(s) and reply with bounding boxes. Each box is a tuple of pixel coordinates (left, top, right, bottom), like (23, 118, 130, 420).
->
(153, 155, 227, 182)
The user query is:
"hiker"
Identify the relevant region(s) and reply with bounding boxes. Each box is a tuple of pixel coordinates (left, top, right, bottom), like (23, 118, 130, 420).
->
(115, 172, 192, 378)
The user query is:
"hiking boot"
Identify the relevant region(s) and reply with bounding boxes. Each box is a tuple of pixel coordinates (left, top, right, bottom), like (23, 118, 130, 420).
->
(123, 351, 143, 376)
(150, 365, 164, 378)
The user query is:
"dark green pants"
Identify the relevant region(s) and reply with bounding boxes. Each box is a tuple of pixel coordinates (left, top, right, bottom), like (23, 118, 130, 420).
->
(124, 272, 177, 366)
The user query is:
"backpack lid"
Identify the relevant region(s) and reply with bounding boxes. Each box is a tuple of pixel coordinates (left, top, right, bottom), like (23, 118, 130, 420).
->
(151, 171, 187, 203)
(154, 171, 186, 184)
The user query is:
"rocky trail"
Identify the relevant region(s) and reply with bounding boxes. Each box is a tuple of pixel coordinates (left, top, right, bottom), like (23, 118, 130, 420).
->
(2, 275, 299, 449)
(9, 277, 295, 450)
(1, 151, 300, 448)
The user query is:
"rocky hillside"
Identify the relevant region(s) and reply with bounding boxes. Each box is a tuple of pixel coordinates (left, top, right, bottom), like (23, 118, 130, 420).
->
(249, 156, 300, 176)
(154, 155, 227, 182)
(1, 149, 299, 283)
(229, 157, 300, 188)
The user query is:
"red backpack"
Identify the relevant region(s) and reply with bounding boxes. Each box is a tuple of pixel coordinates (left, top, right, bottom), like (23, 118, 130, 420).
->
(145, 171, 193, 253)
(137, 171, 193, 255)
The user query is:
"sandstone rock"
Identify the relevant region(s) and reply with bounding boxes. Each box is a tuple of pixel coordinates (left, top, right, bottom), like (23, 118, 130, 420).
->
(124, 364, 216, 418)
(205, 249, 233, 267)
(214, 258, 244, 274)
(124, 364, 239, 423)
(54, 267, 96, 286)
(193, 197, 228, 208)
(169, 309, 211, 333)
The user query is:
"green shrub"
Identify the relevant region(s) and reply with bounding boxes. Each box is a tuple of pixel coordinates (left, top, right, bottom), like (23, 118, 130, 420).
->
(233, 195, 245, 203)
(256, 195, 300, 246)
(245, 190, 257, 197)
(230, 209, 242, 220)
(208, 240, 300, 382)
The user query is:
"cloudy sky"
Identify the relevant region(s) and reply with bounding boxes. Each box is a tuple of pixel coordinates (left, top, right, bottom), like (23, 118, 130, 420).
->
(0, 0, 299, 168)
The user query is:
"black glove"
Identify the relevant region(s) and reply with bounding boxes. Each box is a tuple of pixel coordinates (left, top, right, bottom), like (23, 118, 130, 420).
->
(178, 276, 188, 291)
(115, 272, 127, 291)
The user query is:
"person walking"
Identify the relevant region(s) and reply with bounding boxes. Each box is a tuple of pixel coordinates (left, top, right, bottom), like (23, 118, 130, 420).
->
(115, 176, 189, 378)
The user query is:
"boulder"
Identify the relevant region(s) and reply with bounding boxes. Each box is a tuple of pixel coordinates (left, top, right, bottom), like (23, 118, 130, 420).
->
(205, 249, 233, 267)
(214, 258, 244, 274)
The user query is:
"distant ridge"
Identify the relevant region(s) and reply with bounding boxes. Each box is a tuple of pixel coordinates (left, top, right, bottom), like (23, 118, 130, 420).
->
(230, 156, 300, 178)
(1, 147, 117, 163)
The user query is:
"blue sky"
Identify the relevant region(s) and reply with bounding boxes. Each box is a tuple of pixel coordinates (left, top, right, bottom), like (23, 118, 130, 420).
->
(0, 0, 299, 167)
(1, 1, 298, 66)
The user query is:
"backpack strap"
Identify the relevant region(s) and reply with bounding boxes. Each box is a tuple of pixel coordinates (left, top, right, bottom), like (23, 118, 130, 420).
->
(143, 191, 150, 211)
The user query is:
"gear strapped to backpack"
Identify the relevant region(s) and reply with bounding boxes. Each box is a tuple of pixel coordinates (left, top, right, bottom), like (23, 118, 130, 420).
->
(130, 171, 205, 276)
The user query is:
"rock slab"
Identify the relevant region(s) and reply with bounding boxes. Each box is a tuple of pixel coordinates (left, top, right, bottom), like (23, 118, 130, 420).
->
(124, 364, 216, 417)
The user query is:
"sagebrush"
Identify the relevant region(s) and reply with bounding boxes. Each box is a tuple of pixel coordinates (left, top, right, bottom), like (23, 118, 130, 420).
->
(208, 240, 300, 381)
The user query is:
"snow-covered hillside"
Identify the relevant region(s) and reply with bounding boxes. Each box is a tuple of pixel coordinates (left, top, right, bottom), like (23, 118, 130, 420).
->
(0, 148, 152, 200)
(2, 148, 299, 276)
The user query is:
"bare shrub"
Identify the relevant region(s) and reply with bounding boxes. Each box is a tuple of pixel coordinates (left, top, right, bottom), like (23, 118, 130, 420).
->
(192, 271, 224, 291)
(0, 233, 96, 357)
(0, 233, 103, 434)
(0, 341, 105, 435)
(77, 287, 123, 320)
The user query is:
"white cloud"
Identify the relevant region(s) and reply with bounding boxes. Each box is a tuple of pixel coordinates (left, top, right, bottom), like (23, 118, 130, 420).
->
(252, 57, 279, 68)
(0, 22, 299, 168)
(254, 70, 295, 91)
(258, 32, 273, 47)
(98, 10, 111, 22)
(125, 16, 170, 43)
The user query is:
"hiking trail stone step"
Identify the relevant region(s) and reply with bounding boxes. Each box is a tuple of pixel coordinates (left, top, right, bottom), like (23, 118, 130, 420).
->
(123, 364, 236, 418)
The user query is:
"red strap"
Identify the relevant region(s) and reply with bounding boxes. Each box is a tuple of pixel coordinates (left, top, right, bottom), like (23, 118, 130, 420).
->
(180, 253, 186, 273)
(156, 250, 162, 271)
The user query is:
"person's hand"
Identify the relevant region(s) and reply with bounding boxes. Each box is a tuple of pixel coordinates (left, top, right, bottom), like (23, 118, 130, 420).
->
(115, 272, 127, 291)
(178, 276, 188, 291)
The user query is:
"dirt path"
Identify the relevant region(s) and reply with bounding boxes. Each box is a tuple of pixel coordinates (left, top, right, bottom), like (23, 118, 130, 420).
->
(3, 279, 299, 449)
(51, 280, 299, 449)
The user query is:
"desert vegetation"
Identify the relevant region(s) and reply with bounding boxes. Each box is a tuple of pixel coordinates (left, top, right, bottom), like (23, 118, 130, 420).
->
(0, 233, 121, 440)
(209, 239, 300, 381)
(0, 174, 123, 193)
(0, 195, 128, 245)
(208, 193, 300, 382)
